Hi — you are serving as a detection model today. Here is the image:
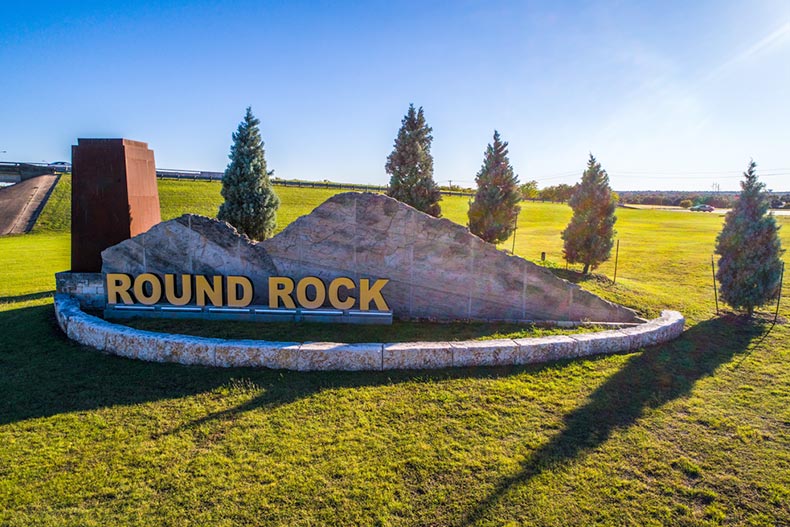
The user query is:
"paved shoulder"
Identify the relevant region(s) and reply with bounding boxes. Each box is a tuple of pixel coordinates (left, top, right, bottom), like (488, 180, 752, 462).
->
(0, 175, 60, 235)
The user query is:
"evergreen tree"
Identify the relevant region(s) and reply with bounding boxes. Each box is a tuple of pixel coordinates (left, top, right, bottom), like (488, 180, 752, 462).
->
(385, 104, 442, 217)
(218, 107, 280, 240)
(561, 154, 617, 274)
(468, 131, 521, 244)
(715, 160, 783, 317)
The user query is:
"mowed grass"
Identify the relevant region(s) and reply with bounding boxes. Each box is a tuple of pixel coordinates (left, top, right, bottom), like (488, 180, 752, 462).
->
(510, 204, 739, 322)
(123, 317, 601, 344)
(1, 177, 789, 526)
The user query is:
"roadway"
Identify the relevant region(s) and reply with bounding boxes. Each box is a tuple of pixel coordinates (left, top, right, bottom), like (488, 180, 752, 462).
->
(0, 175, 60, 235)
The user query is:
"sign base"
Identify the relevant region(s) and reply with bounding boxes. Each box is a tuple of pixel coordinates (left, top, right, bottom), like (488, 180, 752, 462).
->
(104, 303, 393, 325)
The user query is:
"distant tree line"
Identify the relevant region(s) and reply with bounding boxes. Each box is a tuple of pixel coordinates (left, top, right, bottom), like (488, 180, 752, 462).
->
(619, 191, 790, 209)
(522, 187, 790, 210)
(531, 183, 576, 203)
(619, 191, 736, 208)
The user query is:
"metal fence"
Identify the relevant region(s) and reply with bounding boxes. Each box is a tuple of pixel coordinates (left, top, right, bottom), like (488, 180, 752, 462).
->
(154, 169, 475, 197)
(0, 162, 475, 197)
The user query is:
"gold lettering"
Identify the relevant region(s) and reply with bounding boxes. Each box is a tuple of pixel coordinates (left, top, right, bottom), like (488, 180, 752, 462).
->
(328, 277, 355, 310)
(133, 273, 162, 305)
(269, 277, 296, 308)
(106, 273, 133, 304)
(296, 276, 326, 309)
(164, 274, 192, 306)
(108, 273, 390, 312)
(359, 278, 390, 311)
(227, 276, 253, 307)
(195, 275, 223, 307)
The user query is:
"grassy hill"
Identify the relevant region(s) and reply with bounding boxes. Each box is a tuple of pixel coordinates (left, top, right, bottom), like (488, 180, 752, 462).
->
(33, 176, 474, 235)
(0, 177, 788, 525)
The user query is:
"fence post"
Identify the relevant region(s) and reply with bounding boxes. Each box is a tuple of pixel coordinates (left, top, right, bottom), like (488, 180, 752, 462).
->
(711, 255, 719, 316)
(774, 262, 785, 324)
(510, 209, 519, 254)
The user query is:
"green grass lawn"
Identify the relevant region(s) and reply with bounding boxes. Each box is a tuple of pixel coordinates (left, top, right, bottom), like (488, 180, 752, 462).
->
(1, 178, 789, 526)
(122, 317, 603, 344)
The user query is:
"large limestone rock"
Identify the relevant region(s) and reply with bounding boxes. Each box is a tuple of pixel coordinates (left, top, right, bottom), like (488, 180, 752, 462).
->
(101, 215, 277, 305)
(100, 193, 636, 323)
(261, 192, 637, 322)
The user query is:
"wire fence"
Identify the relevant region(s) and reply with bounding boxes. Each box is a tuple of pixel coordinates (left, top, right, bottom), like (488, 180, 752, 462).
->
(154, 169, 476, 196)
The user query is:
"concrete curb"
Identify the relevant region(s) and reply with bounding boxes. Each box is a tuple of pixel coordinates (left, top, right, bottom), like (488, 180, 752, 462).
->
(54, 294, 685, 371)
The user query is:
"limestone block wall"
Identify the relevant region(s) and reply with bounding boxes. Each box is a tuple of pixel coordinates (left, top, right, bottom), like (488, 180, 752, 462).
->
(55, 272, 105, 309)
(55, 294, 685, 371)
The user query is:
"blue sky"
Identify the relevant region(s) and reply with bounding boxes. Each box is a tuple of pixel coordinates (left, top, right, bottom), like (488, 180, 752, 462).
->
(2, 1, 789, 191)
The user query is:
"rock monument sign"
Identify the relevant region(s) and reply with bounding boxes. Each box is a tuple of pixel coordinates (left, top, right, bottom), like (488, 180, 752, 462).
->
(54, 139, 687, 371)
(60, 137, 637, 325)
(100, 193, 636, 324)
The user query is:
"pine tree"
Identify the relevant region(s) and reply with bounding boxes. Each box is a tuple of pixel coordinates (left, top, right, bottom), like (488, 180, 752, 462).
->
(561, 154, 617, 274)
(468, 131, 521, 244)
(385, 104, 442, 217)
(218, 107, 280, 240)
(715, 160, 783, 317)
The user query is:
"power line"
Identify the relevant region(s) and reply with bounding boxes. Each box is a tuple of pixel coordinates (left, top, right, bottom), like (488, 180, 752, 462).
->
(609, 173, 790, 180)
(533, 168, 790, 182)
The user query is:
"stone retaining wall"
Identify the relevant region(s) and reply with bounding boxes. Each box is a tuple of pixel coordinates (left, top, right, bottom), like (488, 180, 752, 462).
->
(54, 294, 685, 371)
(55, 272, 105, 309)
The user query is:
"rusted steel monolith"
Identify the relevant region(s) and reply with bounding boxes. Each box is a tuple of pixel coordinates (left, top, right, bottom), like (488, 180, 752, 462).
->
(71, 139, 161, 272)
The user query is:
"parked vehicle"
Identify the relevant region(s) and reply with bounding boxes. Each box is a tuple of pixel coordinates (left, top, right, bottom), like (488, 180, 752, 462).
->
(689, 204, 715, 212)
(48, 161, 71, 172)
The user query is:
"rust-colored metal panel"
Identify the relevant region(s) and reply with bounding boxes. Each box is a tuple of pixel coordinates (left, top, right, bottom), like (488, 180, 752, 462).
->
(71, 138, 161, 272)
(122, 139, 161, 236)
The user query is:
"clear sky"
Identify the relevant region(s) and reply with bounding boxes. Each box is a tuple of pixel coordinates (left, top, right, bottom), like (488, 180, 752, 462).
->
(2, 1, 789, 191)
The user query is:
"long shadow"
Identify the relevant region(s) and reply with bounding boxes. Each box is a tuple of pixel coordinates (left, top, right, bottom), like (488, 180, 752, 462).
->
(548, 267, 611, 286)
(1, 300, 762, 514)
(0, 303, 525, 427)
(459, 316, 762, 526)
(0, 290, 55, 303)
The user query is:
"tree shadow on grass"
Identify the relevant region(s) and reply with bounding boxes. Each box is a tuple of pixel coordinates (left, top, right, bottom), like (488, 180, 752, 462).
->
(548, 267, 611, 286)
(0, 290, 55, 303)
(458, 315, 762, 526)
(0, 300, 762, 511)
(0, 303, 526, 427)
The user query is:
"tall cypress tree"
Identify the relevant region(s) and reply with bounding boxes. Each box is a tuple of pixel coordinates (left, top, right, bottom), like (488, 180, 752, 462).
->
(218, 107, 280, 240)
(385, 104, 442, 217)
(468, 131, 521, 244)
(561, 154, 617, 274)
(715, 160, 784, 317)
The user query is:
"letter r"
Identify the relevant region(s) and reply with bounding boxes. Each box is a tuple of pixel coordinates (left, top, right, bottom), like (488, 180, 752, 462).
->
(106, 273, 133, 304)
(269, 277, 296, 309)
